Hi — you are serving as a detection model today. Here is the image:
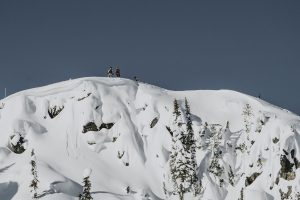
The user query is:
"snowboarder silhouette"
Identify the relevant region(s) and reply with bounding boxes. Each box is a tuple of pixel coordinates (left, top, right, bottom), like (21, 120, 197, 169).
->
(115, 67, 121, 77)
(107, 66, 114, 77)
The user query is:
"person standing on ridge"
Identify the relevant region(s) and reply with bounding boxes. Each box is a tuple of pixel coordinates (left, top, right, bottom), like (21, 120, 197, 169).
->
(115, 67, 121, 77)
(107, 66, 114, 77)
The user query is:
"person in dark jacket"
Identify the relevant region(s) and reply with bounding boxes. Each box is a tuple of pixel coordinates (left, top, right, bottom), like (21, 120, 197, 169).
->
(107, 66, 114, 77)
(115, 67, 121, 77)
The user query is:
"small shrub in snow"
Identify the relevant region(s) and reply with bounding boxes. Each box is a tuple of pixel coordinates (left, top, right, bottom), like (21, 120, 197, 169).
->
(208, 155, 224, 180)
(112, 137, 117, 142)
(163, 181, 168, 197)
(235, 142, 247, 153)
(82, 122, 98, 133)
(238, 188, 244, 200)
(99, 122, 114, 130)
(279, 186, 292, 200)
(228, 166, 235, 186)
(79, 168, 93, 200)
(257, 156, 263, 168)
(29, 149, 39, 199)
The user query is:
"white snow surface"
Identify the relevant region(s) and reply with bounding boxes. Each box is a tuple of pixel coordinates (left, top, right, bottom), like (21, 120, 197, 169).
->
(10, 135, 20, 146)
(0, 77, 299, 200)
(83, 168, 92, 178)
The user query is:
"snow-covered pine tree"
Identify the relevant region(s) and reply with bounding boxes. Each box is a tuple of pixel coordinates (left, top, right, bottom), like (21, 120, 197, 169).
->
(29, 149, 38, 199)
(241, 103, 254, 154)
(173, 99, 181, 121)
(238, 187, 244, 200)
(79, 168, 93, 200)
(242, 103, 253, 134)
(168, 98, 202, 199)
(207, 125, 225, 187)
(184, 98, 202, 195)
(169, 99, 186, 199)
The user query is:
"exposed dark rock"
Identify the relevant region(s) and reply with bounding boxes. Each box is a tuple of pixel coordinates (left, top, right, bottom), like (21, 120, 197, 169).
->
(279, 154, 296, 181)
(150, 117, 158, 128)
(48, 106, 64, 119)
(245, 172, 261, 186)
(82, 122, 98, 133)
(117, 151, 125, 159)
(291, 149, 300, 169)
(272, 137, 279, 144)
(78, 93, 91, 101)
(99, 123, 114, 130)
(87, 141, 96, 145)
(291, 149, 295, 158)
(166, 126, 173, 137)
(275, 175, 280, 185)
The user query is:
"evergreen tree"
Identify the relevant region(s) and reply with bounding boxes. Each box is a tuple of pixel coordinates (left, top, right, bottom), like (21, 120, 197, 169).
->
(79, 169, 93, 200)
(168, 98, 202, 199)
(173, 99, 181, 121)
(184, 98, 202, 195)
(207, 125, 224, 187)
(169, 105, 186, 199)
(29, 149, 38, 199)
(242, 103, 253, 134)
(238, 187, 244, 200)
(241, 103, 254, 154)
(228, 165, 235, 186)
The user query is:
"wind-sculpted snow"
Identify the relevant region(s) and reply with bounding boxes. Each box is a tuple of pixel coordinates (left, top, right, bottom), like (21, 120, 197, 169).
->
(0, 77, 299, 200)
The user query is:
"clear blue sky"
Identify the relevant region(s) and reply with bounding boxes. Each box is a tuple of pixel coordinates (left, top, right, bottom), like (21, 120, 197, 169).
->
(0, 0, 299, 114)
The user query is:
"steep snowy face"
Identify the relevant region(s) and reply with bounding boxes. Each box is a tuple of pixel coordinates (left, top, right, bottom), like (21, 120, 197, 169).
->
(0, 77, 299, 200)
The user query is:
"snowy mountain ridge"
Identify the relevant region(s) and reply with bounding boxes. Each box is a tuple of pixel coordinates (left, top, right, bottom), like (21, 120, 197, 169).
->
(0, 77, 299, 200)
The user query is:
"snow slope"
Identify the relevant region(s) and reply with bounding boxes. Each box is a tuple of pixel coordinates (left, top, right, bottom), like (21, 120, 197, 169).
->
(0, 77, 299, 200)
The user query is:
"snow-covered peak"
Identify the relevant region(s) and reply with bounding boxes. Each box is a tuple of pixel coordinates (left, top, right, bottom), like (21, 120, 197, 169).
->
(0, 77, 299, 200)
